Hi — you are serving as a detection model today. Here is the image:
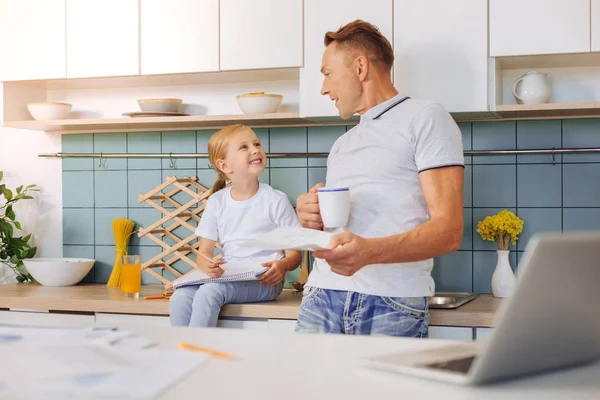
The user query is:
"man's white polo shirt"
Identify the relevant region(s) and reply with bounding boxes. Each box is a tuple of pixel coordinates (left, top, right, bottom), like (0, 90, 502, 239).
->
(306, 94, 465, 297)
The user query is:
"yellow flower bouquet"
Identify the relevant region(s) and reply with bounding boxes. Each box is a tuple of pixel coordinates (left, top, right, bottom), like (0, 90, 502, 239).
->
(476, 210, 524, 250)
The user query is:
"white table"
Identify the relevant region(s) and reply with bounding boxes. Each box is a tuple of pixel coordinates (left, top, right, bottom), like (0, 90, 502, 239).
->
(115, 325, 600, 399)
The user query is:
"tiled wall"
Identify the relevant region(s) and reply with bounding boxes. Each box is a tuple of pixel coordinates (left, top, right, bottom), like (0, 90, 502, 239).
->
(62, 126, 347, 286)
(435, 119, 600, 293)
(62, 119, 600, 293)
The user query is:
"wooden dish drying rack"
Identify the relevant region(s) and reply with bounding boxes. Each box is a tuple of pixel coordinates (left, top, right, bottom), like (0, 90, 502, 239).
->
(137, 176, 220, 289)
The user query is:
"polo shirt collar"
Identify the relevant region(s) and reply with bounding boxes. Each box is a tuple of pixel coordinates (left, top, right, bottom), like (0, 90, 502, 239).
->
(361, 93, 410, 122)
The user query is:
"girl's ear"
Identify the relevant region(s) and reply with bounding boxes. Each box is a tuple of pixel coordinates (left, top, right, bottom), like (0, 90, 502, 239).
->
(216, 159, 232, 175)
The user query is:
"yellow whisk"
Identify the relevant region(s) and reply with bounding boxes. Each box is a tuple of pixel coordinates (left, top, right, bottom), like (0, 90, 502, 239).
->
(107, 218, 136, 287)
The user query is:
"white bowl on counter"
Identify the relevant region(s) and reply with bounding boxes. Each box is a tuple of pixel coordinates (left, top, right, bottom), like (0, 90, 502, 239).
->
(236, 92, 283, 114)
(23, 258, 95, 287)
(27, 102, 72, 121)
(137, 98, 182, 113)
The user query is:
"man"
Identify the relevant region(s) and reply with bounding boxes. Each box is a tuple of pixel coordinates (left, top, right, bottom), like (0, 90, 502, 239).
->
(295, 20, 464, 336)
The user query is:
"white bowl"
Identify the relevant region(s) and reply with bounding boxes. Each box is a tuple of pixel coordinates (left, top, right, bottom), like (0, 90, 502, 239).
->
(137, 98, 182, 113)
(236, 92, 283, 114)
(24, 258, 95, 287)
(27, 102, 72, 121)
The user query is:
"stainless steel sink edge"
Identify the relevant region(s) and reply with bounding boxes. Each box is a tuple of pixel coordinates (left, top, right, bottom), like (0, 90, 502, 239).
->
(428, 292, 480, 309)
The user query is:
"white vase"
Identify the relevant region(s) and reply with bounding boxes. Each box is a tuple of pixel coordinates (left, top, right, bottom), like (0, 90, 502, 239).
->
(491, 250, 516, 298)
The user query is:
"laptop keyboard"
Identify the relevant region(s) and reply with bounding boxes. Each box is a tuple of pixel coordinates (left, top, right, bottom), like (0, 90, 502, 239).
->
(421, 356, 476, 374)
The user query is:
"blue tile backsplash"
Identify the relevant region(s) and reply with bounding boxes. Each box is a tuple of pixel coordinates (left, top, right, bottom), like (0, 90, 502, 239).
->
(62, 119, 600, 293)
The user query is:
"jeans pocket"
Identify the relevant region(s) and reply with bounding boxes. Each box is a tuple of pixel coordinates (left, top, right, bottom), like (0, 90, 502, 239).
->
(381, 296, 427, 318)
(301, 286, 322, 306)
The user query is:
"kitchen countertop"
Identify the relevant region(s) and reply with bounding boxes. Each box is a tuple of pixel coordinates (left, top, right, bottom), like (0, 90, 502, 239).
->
(0, 284, 502, 327)
(85, 324, 600, 399)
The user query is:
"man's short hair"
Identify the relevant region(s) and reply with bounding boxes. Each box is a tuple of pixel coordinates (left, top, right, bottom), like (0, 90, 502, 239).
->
(324, 19, 394, 71)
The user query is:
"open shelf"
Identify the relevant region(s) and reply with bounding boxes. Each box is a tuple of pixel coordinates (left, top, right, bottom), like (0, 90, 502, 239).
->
(6, 105, 600, 135)
(495, 52, 600, 70)
(1, 112, 352, 134)
(494, 102, 600, 119)
(490, 51, 600, 119)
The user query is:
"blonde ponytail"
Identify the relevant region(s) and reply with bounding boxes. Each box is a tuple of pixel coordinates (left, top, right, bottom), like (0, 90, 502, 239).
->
(211, 174, 228, 194)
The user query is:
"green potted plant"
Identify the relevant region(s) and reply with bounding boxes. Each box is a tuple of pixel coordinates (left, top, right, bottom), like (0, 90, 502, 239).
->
(0, 171, 38, 283)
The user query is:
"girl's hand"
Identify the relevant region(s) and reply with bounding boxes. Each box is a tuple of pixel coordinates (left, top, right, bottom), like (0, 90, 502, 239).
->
(200, 260, 225, 278)
(260, 260, 287, 286)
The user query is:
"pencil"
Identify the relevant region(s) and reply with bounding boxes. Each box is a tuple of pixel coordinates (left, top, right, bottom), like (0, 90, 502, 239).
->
(145, 295, 166, 300)
(178, 341, 232, 359)
(196, 252, 226, 271)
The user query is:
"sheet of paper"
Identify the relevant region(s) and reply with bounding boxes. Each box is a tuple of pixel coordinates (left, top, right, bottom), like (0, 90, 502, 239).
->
(240, 227, 332, 251)
(220, 259, 270, 274)
(0, 344, 210, 399)
(0, 343, 132, 381)
(0, 325, 156, 349)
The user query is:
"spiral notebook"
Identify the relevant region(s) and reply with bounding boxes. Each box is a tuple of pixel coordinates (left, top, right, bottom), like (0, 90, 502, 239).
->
(172, 260, 268, 289)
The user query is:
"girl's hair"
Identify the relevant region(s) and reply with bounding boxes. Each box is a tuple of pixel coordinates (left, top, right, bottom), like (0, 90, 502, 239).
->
(208, 124, 251, 193)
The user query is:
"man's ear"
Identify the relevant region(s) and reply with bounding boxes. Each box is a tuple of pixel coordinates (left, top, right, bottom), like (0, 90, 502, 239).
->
(216, 159, 232, 175)
(355, 55, 369, 82)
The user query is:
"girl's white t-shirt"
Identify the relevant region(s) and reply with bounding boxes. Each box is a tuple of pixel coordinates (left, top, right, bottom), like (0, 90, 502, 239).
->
(195, 183, 300, 263)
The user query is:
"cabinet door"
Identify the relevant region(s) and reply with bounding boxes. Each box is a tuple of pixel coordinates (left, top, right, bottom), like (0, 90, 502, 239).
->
(490, 0, 590, 57)
(141, 0, 219, 75)
(0, 310, 94, 327)
(95, 313, 171, 327)
(593, 0, 600, 52)
(300, 0, 393, 118)
(217, 318, 269, 330)
(267, 319, 297, 333)
(220, 0, 303, 71)
(0, 0, 65, 81)
(394, 0, 487, 112)
(429, 326, 473, 341)
(66, 0, 139, 78)
(475, 328, 494, 340)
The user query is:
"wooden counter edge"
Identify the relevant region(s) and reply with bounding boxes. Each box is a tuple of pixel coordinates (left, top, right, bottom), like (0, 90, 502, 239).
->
(0, 284, 500, 328)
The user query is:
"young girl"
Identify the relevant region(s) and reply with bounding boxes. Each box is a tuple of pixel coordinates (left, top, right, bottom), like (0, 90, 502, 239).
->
(169, 124, 302, 327)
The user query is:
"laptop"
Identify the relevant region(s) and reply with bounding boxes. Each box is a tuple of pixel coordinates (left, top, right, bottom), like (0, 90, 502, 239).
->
(364, 231, 600, 385)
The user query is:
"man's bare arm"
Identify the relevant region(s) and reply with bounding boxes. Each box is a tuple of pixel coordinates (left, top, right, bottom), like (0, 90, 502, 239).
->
(368, 166, 464, 264)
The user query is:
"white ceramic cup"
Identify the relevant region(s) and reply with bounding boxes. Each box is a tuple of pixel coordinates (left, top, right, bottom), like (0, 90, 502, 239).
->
(317, 187, 350, 230)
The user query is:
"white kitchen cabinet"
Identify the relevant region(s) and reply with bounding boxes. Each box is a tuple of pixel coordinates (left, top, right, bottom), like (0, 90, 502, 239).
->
(300, 0, 393, 118)
(267, 319, 297, 333)
(428, 326, 473, 341)
(0, 310, 94, 327)
(141, 0, 219, 75)
(217, 318, 269, 330)
(220, 0, 303, 71)
(394, 0, 488, 112)
(490, 0, 590, 57)
(475, 328, 494, 340)
(0, 0, 65, 81)
(94, 314, 271, 330)
(66, 0, 139, 78)
(593, 0, 600, 52)
(95, 313, 171, 328)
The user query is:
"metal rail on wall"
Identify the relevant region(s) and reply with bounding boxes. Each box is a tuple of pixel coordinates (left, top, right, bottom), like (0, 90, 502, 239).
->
(38, 147, 600, 165)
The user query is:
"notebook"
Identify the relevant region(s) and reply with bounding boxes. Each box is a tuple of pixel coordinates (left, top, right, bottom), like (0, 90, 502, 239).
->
(239, 227, 333, 251)
(172, 260, 269, 289)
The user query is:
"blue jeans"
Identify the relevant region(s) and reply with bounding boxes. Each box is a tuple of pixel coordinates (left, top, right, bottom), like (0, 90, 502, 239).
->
(169, 281, 283, 327)
(295, 287, 429, 337)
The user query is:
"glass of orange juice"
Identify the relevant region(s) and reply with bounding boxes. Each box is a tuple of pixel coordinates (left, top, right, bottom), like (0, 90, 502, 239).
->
(120, 255, 142, 298)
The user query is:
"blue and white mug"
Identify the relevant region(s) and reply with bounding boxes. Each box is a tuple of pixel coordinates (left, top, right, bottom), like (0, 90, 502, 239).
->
(317, 187, 350, 230)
